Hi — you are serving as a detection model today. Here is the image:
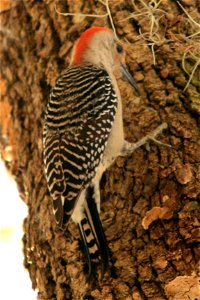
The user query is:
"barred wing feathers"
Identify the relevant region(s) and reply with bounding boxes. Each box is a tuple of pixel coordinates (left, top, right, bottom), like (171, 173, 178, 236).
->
(43, 64, 117, 228)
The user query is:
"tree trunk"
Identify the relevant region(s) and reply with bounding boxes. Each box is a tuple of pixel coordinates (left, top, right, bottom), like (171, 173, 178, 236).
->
(1, 1, 199, 299)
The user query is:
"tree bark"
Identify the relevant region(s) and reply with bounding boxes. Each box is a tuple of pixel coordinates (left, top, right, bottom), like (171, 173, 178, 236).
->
(1, 1, 199, 299)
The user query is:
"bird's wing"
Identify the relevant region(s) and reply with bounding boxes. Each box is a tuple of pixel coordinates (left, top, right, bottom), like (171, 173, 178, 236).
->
(43, 64, 118, 228)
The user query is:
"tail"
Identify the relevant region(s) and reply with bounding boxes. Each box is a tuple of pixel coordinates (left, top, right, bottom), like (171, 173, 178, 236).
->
(78, 186, 109, 279)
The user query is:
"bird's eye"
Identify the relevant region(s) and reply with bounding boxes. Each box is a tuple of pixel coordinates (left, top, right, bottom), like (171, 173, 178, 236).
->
(116, 43, 123, 54)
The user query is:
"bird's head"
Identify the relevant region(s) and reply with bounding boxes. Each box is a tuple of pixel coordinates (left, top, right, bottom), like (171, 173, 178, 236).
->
(71, 27, 140, 95)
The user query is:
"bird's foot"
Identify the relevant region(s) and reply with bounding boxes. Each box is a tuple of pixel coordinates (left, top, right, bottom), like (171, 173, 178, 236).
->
(120, 122, 171, 156)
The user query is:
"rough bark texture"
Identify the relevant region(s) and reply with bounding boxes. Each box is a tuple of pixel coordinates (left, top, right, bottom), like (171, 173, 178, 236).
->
(0, 0, 200, 299)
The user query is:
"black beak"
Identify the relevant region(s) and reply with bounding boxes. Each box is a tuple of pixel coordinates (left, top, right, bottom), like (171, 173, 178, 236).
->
(120, 64, 141, 95)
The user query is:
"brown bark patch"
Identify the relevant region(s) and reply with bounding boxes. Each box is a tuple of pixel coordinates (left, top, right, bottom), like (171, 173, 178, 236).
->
(0, 0, 200, 299)
(165, 275, 200, 300)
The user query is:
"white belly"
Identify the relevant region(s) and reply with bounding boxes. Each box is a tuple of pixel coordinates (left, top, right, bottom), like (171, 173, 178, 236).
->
(103, 103, 124, 167)
(93, 96, 124, 188)
(95, 71, 125, 180)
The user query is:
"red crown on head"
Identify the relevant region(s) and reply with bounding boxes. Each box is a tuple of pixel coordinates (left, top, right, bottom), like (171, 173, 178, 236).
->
(72, 27, 111, 64)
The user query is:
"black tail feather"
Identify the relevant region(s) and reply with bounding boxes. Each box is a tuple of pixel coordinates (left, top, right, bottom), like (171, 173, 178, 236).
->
(78, 185, 109, 279)
(78, 221, 92, 278)
(86, 186, 109, 278)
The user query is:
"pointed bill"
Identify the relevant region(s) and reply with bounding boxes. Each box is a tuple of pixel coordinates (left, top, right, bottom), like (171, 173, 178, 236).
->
(120, 64, 141, 95)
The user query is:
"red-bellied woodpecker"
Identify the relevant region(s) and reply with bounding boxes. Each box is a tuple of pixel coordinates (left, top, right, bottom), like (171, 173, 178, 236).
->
(43, 27, 168, 278)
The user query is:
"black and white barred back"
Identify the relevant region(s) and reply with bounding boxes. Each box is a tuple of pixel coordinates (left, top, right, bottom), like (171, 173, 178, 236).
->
(43, 64, 118, 228)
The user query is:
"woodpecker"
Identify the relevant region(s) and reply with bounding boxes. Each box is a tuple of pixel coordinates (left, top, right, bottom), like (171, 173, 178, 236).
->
(43, 27, 167, 278)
